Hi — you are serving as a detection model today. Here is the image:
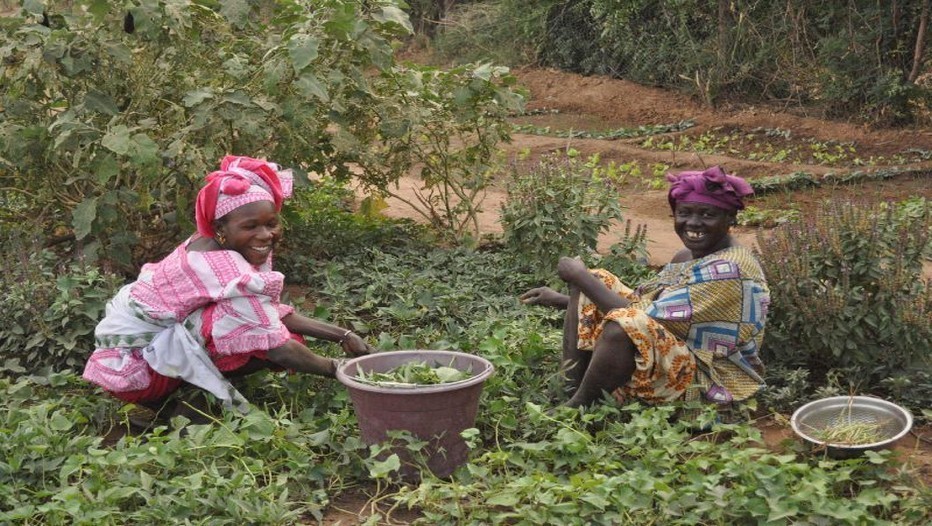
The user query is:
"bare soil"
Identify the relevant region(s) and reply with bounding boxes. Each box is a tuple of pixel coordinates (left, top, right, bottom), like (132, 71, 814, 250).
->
(376, 66, 932, 267)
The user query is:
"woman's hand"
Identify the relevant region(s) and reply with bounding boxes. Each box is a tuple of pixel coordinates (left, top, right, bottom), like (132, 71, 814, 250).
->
(557, 256, 589, 284)
(340, 332, 375, 357)
(519, 287, 569, 309)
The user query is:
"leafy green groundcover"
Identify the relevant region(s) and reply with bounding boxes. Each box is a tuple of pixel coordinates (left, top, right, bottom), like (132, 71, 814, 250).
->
(2, 372, 928, 523)
(0, 372, 369, 524)
(2, 200, 928, 524)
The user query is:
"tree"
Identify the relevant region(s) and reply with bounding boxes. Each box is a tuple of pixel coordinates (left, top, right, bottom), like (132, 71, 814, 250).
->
(0, 0, 521, 271)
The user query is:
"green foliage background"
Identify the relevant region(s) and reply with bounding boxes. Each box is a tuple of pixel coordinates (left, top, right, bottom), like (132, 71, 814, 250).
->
(432, 0, 932, 122)
(0, 0, 521, 272)
(0, 177, 929, 524)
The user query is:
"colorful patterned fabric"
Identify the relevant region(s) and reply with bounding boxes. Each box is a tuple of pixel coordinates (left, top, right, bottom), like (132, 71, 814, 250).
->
(195, 155, 294, 238)
(83, 236, 295, 409)
(577, 246, 770, 404)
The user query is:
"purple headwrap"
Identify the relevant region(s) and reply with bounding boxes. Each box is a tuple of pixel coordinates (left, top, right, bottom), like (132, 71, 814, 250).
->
(666, 166, 753, 212)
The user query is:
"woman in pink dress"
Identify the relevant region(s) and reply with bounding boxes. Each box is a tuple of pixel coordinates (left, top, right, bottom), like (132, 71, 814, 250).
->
(83, 155, 373, 417)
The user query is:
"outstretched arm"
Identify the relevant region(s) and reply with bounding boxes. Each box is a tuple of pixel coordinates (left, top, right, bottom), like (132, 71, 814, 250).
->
(281, 312, 374, 357)
(519, 287, 570, 309)
(266, 339, 338, 377)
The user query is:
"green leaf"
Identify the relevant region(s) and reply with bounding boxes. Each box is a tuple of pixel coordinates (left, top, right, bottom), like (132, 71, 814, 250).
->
(101, 125, 132, 155)
(49, 411, 73, 432)
(23, 0, 44, 16)
(87, 0, 110, 19)
(93, 154, 120, 185)
(220, 0, 250, 28)
(368, 454, 400, 478)
(294, 73, 329, 101)
(287, 34, 320, 73)
(85, 92, 119, 116)
(130, 133, 160, 164)
(486, 491, 520, 507)
(372, 6, 413, 33)
(72, 197, 98, 240)
(324, 4, 359, 38)
(103, 41, 133, 64)
(183, 89, 215, 107)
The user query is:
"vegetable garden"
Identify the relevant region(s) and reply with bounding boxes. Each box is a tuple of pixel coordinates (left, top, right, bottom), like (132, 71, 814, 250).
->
(1, 1, 930, 524)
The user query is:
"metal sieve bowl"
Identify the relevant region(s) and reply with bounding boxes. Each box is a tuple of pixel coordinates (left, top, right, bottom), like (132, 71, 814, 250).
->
(790, 396, 913, 458)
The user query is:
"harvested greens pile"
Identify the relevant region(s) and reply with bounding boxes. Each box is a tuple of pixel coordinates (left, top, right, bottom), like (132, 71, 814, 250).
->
(806, 397, 892, 446)
(813, 421, 887, 445)
(356, 360, 473, 387)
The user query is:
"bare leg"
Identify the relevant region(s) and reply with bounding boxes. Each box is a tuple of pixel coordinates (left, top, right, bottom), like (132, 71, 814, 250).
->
(564, 322, 636, 408)
(561, 285, 590, 396)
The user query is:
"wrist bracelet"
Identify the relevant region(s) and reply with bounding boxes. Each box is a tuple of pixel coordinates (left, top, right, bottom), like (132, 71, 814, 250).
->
(338, 329, 353, 344)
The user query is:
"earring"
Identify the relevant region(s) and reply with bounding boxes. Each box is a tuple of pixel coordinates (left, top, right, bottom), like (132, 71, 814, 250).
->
(216, 232, 226, 246)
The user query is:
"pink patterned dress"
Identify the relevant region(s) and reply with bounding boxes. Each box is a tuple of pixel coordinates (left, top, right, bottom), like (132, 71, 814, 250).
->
(83, 236, 298, 408)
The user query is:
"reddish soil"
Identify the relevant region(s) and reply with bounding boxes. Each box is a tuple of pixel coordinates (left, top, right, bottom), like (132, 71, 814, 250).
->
(375, 66, 932, 268)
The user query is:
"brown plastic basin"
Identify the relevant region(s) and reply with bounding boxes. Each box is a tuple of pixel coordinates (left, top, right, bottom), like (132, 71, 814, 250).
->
(336, 350, 495, 480)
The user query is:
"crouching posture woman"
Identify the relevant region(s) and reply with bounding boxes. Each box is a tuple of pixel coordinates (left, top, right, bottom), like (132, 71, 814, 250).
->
(521, 166, 770, 409)
(83, 155, 374, 416)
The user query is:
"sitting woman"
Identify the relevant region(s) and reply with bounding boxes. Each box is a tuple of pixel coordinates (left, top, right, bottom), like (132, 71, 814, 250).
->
(83, 155, 374, 417)
(521, 166, 770, 409)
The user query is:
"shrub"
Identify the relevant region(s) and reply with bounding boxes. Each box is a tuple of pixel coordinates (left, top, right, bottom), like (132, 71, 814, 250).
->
(0, 0, 522, 271)
(757, 200, 931, 408)
(429, 0, 557, 66)
(276, 176, 417, 263)
(357, 61, 524, 245)
(592, 219, 655, 285)
(0, 240, 123, 374)
(499, 151, 627, 279)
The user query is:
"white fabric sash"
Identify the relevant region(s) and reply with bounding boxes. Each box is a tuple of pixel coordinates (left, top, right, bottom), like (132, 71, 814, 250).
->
(96, 285, 250, 413)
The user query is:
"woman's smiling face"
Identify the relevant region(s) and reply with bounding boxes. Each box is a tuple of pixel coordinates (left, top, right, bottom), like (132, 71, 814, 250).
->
(216, 200, 281, 266)
(673, 202, 735, 258)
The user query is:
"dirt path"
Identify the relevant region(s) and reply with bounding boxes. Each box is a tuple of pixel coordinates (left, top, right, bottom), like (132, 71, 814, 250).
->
(368, 173, 758, 265)
(365, 67, 931, 270)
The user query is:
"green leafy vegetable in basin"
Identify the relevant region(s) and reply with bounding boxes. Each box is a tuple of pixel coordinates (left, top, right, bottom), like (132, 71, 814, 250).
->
(356, 360, 473, 387)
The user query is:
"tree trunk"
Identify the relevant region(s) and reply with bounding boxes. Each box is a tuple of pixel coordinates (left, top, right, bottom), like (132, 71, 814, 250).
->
(717, 0, 730, 65)
(908, 0, 930, 83)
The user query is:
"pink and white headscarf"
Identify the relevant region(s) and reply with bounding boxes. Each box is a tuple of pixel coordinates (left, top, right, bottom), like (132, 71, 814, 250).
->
(666, 165, 753, 212)
(195, 155, 294, 238)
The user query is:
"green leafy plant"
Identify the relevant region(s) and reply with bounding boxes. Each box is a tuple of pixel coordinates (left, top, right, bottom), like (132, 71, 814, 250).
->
(0, 0, 523, 269)
(499, 151, 626, 278)
(0, 220, 929, 524)
(391, 402, 927, 525)
(276, 175, 416, 264)
(356, 360, 472, 386)
(757, 200, 931, 410)
(593, 220, 655, 284)
(513, 120, 694, 140)
(0, 372, 368, 524)
(0, 239, 122, 373)
(738, 205, 801, 227)
(356, 61, 524, 245)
